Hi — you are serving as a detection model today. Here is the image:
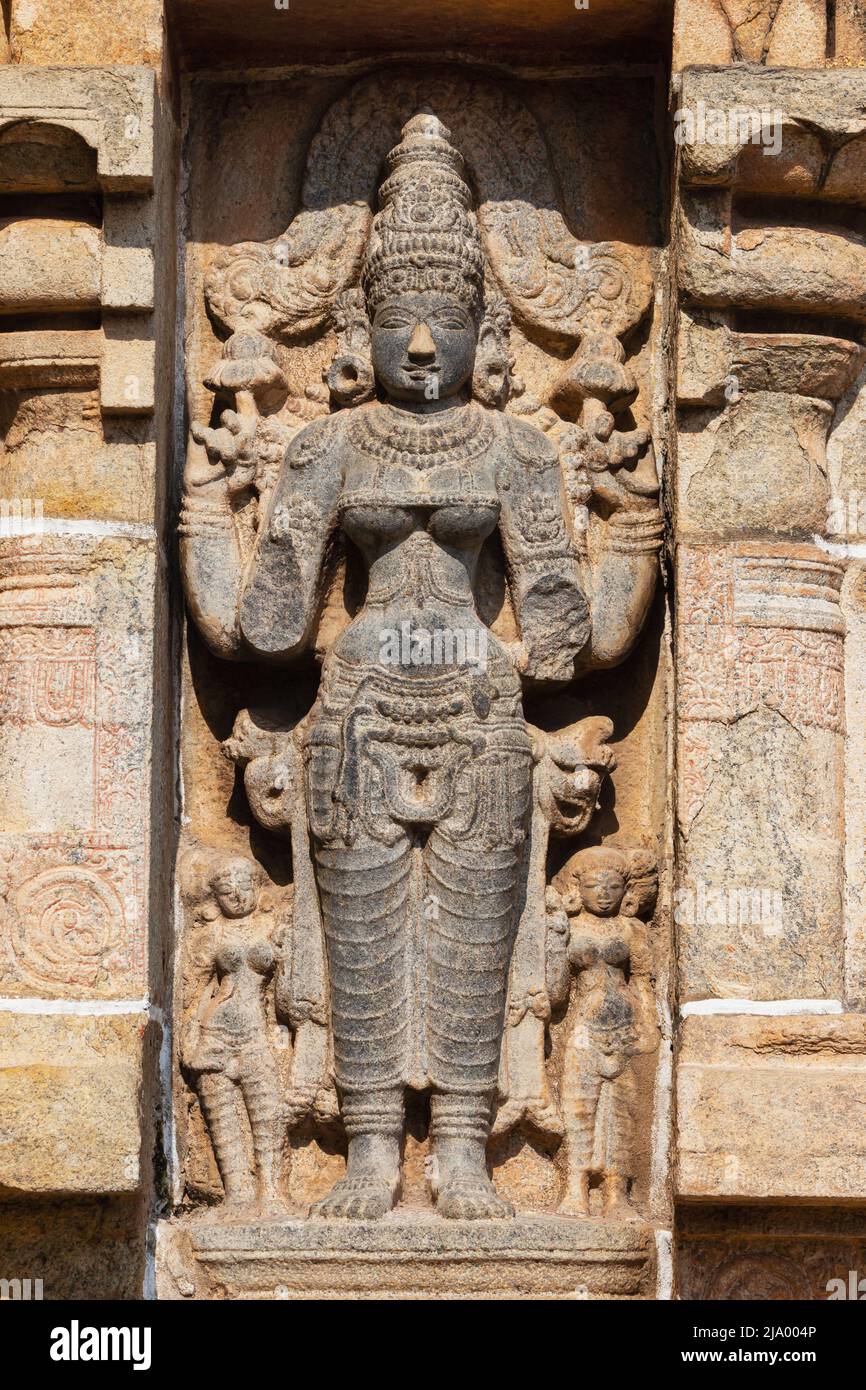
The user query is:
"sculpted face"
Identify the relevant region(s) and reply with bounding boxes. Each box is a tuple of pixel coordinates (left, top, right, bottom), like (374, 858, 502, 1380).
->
(212, 859, 259, 919)
(371, 291, 477, 404)
(578, 869, 626, 918)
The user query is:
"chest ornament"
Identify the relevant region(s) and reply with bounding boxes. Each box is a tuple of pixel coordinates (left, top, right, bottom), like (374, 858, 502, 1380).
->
(348, 402, 495, 470)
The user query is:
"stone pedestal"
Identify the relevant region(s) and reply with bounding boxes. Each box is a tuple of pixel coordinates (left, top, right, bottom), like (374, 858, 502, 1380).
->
(159, 1214, 654, 1301)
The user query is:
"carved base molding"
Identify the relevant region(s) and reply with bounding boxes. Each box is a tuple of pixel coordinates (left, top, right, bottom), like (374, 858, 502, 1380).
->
(678, 1207, 866, 1302)
(159, 1215, 655, 1301)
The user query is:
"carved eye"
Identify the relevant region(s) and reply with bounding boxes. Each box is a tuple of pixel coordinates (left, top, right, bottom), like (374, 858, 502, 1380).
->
(376, 313, 412, 330)
(431, 311, 469, 330)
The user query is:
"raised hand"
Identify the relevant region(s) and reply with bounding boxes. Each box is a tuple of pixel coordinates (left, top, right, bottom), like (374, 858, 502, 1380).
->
(188, 408, 258, 497)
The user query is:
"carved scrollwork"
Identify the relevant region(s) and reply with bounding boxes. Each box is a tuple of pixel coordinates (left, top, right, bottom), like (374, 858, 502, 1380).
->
(204, 71, 653, 345)
(205, 206, 370, 340)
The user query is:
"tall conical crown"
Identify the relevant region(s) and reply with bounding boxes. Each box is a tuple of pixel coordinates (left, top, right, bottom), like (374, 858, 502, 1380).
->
(362, 112, 484, 313)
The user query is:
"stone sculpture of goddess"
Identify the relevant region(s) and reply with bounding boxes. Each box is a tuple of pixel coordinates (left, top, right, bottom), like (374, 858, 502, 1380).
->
(181, 853, 285, 1212)
(180, 113, 661, 1219)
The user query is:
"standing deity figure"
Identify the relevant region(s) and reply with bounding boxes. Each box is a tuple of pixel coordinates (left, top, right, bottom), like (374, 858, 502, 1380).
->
(554, 846, 659, 1220)
(181, 853, 286, 1212)
(180, 113, 661, 1219)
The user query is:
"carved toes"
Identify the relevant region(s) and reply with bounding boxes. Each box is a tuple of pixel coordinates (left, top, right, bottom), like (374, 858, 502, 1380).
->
(436, 1182, 514, 1221)
(310, 1176, 399, 1220)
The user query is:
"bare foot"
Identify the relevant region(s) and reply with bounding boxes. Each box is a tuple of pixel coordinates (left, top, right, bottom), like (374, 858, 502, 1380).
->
(437, 1176, 514, 1220)
(311, 1131, 401, 1220)
(431, 1135, 513, 1220)
(311, 1173, 400, 1220)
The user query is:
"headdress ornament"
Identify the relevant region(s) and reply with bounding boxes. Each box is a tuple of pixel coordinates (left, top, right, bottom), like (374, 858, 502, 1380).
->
(362, 112, 484, 314)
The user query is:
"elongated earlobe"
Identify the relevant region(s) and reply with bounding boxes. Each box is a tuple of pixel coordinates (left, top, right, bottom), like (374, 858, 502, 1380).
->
(326, 288, 376, 406)
(472, 292, 513, 408)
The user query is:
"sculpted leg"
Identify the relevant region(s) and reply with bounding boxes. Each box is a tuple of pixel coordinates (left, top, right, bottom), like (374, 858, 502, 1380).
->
(311, 833, 412, 1218)
(558, 1048, 600, 1217)
(197, 1072, 255, 1205)
(601, 1069, 637, 1220)
(426, 828, 522, 1219)
(238, 1048, 285, 1209)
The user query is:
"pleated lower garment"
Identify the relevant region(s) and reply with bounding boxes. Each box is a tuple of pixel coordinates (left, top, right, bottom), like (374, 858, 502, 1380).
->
(314, 825, 525, 1132)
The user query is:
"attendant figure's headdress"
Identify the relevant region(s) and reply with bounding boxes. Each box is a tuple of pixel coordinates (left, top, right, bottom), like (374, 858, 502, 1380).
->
(362, 112, 484, 315)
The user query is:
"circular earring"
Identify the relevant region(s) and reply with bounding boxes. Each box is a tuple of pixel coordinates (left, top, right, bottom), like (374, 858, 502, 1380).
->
(326, 351, 375, 407)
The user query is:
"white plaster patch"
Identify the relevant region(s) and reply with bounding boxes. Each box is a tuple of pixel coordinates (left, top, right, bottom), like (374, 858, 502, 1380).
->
(680, 998, 843, 1017)
(0, 996, 151, 1016)
(14, 0, 38, 32)
(655, 1229, 673, 1300)
(15, 517, 157, 540)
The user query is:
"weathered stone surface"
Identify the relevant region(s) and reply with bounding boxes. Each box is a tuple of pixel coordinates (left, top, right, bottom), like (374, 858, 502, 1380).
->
(842, 566, 866, 1010)
(0, 220, 101, 312)
(679, 1205, 866, 1300)
(0, 32, 172, 1300)
(677, 391, 832, 538)
(667, 38, 866, 1260)
(677, 1014, 866, 1201)
(0, 534, 157, 999)
(102, 245, 155, 312)
(0, 338, 160, 522)
(0, 1012, 149, 1195)
(679, 201, 866, 321)
(6, 0, 163, 69)
(835, 1, 866, 65)
(0, 66, 155, 191)
(827, 360, 866, 537)
(0, 1195, 146, 1300)
(676, 544, 845, 1001)
(673, 0, 828, 70)
(169, 0, 673, 68)
(100, 331, 156, 414)
(677, 69, 866, 186)
(677, 312, 866, 406)
(0, 334, 159, 509)
(161, 1214, 654, 1300)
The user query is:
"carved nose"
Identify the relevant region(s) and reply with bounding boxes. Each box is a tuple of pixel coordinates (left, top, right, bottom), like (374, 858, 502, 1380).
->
(407, 321, 436, 361)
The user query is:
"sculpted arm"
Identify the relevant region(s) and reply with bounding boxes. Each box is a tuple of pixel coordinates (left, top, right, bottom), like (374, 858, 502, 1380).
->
(580, 509, 663, 672)
(181, 415, 343, 662)
(239, 418, 343, 659)
(574, 430, 663, 673)
(496, 418, 591, 685)
(179, 411, 252, 658)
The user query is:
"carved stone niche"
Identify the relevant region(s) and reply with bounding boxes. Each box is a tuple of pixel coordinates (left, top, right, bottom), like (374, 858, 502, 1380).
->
(0, 67, 159, 522)
(162, 64, 668, 1300)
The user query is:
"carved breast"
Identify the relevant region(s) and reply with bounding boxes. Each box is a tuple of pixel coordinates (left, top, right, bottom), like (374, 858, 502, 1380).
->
(341, 499, 500, 550)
